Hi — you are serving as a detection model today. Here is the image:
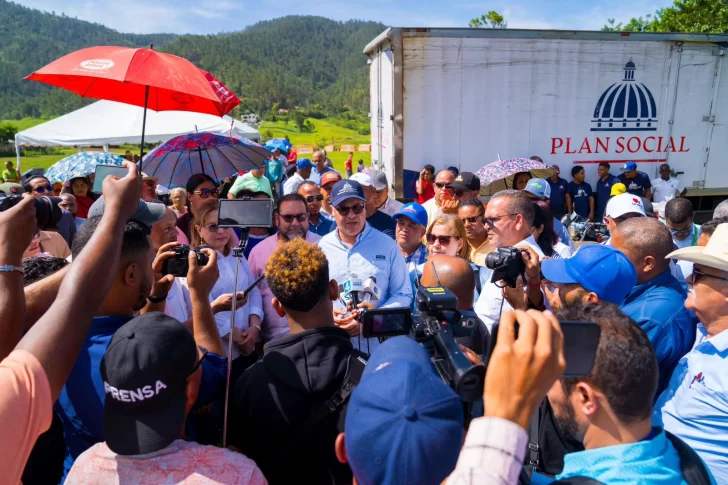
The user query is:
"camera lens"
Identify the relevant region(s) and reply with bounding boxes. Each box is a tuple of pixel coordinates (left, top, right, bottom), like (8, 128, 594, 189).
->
(35, 196, 63, 230)
(484, 252, 503, 270)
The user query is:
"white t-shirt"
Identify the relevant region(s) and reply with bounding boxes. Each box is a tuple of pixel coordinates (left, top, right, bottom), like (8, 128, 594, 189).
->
(378, 197, 405, 217)
(474, 236, 545, 335)
(651, 177, 683, 203)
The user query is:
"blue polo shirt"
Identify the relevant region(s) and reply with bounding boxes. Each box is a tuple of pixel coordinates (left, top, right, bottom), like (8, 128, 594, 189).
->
(56, 315, 227, 479)
(618, 172, 652, 197)
(595, 174, 619, 219)
(309, 212, 335, 236)
(566, 181, 593, 218)
(620, 270, 697, 396)
(307, 166, 339, 186)
(546, 177, 568, 216)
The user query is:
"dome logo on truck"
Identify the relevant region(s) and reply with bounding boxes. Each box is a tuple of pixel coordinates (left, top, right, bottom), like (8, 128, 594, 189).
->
(591, 62, 657, 132)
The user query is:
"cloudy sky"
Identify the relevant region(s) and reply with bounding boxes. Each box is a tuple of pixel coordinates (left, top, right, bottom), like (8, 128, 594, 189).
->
(13, 0, 668, 34)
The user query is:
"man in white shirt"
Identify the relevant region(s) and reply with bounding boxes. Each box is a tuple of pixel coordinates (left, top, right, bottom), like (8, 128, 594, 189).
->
(474, 190, 545, 334)
(370, 170, 404, 217)
(282, 159, 313, 195)
(651, 163, 687, 203)
(422, 169, 457, 226)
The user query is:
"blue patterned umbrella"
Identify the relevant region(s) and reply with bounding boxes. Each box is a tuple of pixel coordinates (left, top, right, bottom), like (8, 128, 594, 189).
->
(264, 138, 291, 154)
(45, 151, 126, 184)
(141, 132, 270, 187)
(475, 158, 553, 195)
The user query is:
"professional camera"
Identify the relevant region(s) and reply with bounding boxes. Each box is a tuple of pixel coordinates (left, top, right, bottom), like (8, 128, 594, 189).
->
(162, 245, 210, 277)
(0, 194, 63, 230)
(485, 247, 526, 288)
(361, 285, 486, 403)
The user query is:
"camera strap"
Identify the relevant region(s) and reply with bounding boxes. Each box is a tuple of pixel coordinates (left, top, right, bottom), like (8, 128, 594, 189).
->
(280, 350, 367, 459)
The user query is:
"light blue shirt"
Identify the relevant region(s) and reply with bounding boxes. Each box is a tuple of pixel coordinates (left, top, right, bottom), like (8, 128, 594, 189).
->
(654, 324, 728, 484)
(308, 166, 339, 186)
(319, 223, 413, 353)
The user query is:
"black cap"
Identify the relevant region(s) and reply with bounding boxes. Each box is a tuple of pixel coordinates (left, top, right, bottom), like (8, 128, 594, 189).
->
(101, 313, 197, 456)
(447, 172, 481, 192)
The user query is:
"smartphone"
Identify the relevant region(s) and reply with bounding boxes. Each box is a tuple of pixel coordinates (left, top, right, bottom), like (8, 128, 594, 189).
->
(93, 164, 128, 193)
(491, 320, 601, 377)
(218, 198, 273, 228)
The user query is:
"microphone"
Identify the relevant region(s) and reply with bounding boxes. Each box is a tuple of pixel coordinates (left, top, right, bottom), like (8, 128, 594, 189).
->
(359, 276, 380, 305)
(342, 273, 365, 307)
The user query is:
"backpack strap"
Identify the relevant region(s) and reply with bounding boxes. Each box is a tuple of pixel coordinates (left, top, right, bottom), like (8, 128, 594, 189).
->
(475, 265, 483, 295)
(666, 431, 714, 485)
(281, 350, 367, 459)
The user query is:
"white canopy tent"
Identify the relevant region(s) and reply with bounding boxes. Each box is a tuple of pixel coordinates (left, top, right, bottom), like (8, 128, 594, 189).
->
(14, 100, 260, 166)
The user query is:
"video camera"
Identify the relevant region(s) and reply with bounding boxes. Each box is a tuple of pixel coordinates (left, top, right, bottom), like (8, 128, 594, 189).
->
(0, 194, 63, 230)
(485, 247, 526, 288)
(162, 245, 210, 277)
(360, 285, 485, 402)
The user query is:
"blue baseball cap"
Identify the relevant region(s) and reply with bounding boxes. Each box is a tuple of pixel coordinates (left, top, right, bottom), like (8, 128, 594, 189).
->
(542, 245, 637, 304)
(330, 180, 366, 207)
(623, 161, 637, 171)
(296, 158, 313, 169)
(344, 337, 463, 485)
(524, 178, 551, 199)
(392, 202, 428, 227)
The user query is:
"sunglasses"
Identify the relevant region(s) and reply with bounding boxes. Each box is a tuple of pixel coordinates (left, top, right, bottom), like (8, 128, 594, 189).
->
(280, 213, 307, 223)
(461, 215, 484, 224)
(690, 267, 728, 284)
(193, 188, 218, 199)
(670, 228, 692, 237)
(426, 234, 460, 246)
(434, 182, 454, 190)
(335, 204, 365, 216)
(484, 213, 517, 227)
(305, 195, 324, 203)
(201, 223, 222, 232)
(33, 185, 53, 194)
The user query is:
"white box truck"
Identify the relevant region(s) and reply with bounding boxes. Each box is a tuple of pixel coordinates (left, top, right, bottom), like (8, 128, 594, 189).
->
(364, 28, 728, 215)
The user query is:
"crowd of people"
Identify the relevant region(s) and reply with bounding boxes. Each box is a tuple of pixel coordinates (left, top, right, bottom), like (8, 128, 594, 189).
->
(1, 146, 726, 485)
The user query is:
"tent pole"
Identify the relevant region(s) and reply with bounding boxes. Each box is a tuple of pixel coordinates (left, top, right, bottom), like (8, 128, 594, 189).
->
(139, 85, 150, 174)
(14, 135, 20, 173)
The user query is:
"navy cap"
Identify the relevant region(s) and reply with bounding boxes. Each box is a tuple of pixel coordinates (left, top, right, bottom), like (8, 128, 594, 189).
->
(542, 245, 637, 304)
(447, 172, 480, 192)
(330, 180, 366, 207)
(393, 202, 428, 227)
(345, 337, 463, 485)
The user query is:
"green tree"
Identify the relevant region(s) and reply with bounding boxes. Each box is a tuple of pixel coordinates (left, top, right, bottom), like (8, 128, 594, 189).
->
(0, 122, 17, 143)
(469, 10, 507, 29)
(602, 0, 728, 33)
(293, 111, 306, 132)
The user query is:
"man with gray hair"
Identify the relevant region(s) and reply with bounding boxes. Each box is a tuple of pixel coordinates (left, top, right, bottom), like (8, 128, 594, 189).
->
(713, 199, 728, 219)
(370, 170, 403, 217)
(474, 190, 545, 334)
(611, 217, 696, 395)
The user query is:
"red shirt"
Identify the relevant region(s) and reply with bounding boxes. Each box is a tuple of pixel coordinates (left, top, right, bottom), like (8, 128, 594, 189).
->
(345, 158, 353, 171)
(418, 180, 435, 203)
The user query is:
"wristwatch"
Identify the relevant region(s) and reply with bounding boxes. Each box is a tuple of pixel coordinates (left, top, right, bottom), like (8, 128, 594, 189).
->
(147, 293, 168, 304)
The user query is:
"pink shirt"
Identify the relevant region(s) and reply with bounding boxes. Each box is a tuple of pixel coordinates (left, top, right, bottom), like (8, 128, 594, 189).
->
(67, 440, 267, 484)
(247, 232, 321, 342)
(0, 350, 53, 484)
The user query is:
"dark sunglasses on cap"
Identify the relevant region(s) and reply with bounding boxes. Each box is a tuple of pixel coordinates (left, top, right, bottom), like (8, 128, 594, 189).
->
(279, 213, 307, 223)
(335, 204, 365, 216)
(426, 234, 460, 246)
(193, 188, 219, 199)
(33, 185, 53, 194)
(305, 195, 324, 203)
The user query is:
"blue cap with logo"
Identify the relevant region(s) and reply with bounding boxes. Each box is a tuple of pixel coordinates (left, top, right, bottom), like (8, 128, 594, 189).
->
(296, 158, 313, 169)
(344, 337, 463, 485)
(542, 244, 637, 304)
(623, 161, 637, 171)
(392, 202, 428, 227)
(330, 180, 366, 207)
(524, 178, 551, 199)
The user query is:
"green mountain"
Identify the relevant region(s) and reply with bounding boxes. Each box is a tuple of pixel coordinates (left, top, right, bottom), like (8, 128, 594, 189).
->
(0, 0, 385, 119)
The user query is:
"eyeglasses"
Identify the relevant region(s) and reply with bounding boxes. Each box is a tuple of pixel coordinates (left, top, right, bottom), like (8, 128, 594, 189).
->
(690, 267, 728, 284)
(193, 188, 218, 199)
(335, 204, 365, 216)
(279, 213, 307, 223)
(669, 227, 692, 237)
(189, 346, 209, 377)
(484, 213, 517, 227)
(461, 214, 484, 225)
(202, 223, 221, 232)
(426, 234, 460, 246)
(32, 185, 53, 194)
(305, 195, 324, 203)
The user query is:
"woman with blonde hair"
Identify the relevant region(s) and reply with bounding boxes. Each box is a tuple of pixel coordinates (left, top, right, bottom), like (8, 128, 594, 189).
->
(188, 205, 263, 376)
(425, 213, 470, 260)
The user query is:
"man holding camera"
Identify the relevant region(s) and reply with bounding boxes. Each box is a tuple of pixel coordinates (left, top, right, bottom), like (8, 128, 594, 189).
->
(319, 180, 412, 353)
(474, 190, 545, 334)
(230, 238, 363, 485)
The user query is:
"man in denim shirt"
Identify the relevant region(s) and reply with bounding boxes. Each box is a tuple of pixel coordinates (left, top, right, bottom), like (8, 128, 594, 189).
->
(612, 217, 696, 396)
